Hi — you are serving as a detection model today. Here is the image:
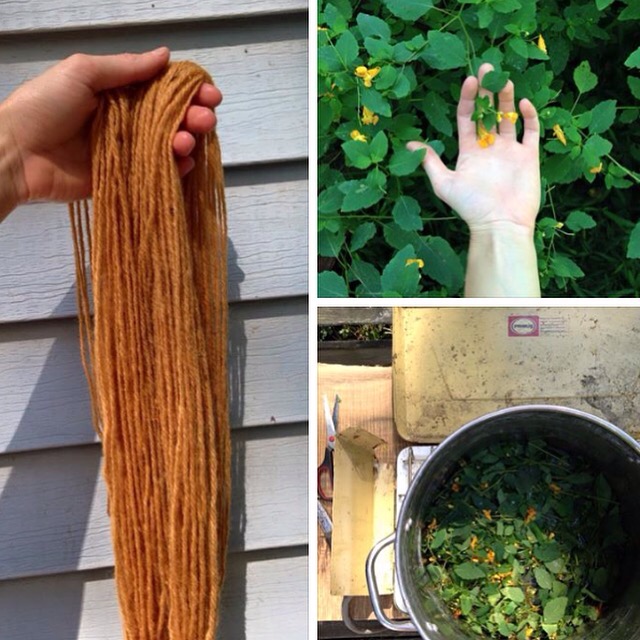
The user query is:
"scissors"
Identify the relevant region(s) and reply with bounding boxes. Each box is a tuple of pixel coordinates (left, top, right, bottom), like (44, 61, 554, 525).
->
(317, 394, 339, 501)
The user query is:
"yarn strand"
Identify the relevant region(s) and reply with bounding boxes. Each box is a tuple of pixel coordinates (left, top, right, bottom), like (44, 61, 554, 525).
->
(69, 61, 230, 640)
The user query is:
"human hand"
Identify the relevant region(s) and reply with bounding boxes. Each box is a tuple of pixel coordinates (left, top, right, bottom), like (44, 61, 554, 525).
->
(0, 47, 221, 209)
(408, 62, 540, 235)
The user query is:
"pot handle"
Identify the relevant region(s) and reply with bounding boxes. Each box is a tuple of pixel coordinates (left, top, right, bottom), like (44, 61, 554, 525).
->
(365, 532, 418, 634)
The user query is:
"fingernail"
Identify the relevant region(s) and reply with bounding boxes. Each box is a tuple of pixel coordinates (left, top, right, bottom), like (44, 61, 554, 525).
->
(151, 46, 169, 56)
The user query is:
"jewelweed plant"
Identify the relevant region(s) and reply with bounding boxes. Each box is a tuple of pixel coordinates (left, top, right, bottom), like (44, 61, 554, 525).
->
(422, 440, 629, 639)
(318, 0, 640, 297)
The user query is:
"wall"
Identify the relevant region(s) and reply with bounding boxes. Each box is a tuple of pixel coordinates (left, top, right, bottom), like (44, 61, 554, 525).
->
(0, 2, 308, 638)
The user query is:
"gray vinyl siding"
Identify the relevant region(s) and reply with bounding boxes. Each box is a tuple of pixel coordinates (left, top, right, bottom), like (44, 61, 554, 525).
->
(0, 2, 308, 638)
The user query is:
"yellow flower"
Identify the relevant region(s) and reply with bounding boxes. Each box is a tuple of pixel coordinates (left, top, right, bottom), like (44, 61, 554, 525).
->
(350, 129, 367, 142)
(486, 549, 495, 563)
(482, 509, 492, 521)
(361, 105, 379, 126)
(354, 65, 381, 88)
(427, 517, 438, 531)
(552, 124, 567, 146)
(405, 258, 424, 269)
(549, 482, 562, 495)
(504, 111, 519, 124)
(496, 111, 503, 123)
(477, 123, 495, 148)
(538, 34, 547, 54)
(317, 26, 328, 31)
(470, 535, 478, 550)
(525, 627, 534, 638)
(590, 162, 603, 174)
(524, 506, 537, 524)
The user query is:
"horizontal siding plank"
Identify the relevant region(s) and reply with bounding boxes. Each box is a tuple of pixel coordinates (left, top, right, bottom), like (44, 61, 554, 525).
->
(0, 168, 307, 322)
(0, 297, 307, 453)
(0, 547, 308, 639)
(0, 0, 307, 34)
(0, 425, 307, 581)
(0, 19, 307, 166)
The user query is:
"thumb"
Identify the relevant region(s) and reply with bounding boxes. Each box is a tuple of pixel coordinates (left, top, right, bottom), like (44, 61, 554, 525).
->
(406, 141, 452, 199)
(82, 47, 171, 92)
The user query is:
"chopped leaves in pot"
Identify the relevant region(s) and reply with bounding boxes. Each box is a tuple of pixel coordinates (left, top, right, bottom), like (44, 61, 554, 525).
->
(421, 440, 629, 639)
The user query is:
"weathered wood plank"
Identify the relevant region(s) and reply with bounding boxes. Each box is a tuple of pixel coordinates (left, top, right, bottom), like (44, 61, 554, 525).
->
(0, 297, 308, 453)
(0, 167, 307, 322)
(0, 547, 308, 639)
(0, 18, 307, 166)
(0, 424, 307, 581)
(318, 308, 393, 326)
(0, 0, 308, 34)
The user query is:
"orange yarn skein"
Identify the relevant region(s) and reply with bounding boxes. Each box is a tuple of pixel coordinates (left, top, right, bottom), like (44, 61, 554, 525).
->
(69, 61, 230, 640)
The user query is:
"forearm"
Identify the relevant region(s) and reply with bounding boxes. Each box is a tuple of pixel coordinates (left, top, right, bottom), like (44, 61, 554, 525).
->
(0, 120, 22, 223)
(465, 222, 540, 297)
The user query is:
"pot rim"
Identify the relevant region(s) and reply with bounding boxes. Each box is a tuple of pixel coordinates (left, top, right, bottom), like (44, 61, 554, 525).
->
(393, 404, 640, 635)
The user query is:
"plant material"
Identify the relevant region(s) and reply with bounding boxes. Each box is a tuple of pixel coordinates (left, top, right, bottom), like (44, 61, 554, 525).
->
(421, 440, 629, 639)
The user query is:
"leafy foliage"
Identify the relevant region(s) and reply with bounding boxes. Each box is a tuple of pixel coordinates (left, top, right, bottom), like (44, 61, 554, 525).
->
(421, 440, 629, 639)
(318, 0, 640, 297)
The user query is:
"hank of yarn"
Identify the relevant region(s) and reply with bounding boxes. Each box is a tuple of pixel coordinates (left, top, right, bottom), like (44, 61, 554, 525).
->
(69, 60, 230, 640)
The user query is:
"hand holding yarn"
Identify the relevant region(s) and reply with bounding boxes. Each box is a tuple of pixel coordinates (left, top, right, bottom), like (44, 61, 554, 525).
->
(0, 47, 220, 212)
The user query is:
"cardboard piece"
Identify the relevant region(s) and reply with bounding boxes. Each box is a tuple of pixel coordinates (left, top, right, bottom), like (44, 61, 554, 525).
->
(393, 307, 640, 442)
(330, 427, 394, 596)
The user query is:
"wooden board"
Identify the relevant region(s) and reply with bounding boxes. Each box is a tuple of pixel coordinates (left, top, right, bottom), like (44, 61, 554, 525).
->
(0, 18, 307, 167)
(0, 424, 307, 581)
(0, 0, 308, 34)
(0, 547, 308, 640)
(0, 169, 307, 322)
(0, 297, 307, 453)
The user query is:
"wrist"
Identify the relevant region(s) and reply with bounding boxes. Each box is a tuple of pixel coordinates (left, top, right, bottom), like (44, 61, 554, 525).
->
(0, 108, 26, 221)
(468, 219, 536, 239)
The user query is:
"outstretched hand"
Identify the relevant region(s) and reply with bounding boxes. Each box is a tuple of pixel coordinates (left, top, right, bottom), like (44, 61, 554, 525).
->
(408, 62, 540, 234)
(0, 47, 221, 208)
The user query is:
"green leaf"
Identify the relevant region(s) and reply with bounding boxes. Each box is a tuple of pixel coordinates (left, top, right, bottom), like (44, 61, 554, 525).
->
(508, 37, 529, 60)
(620, 3, 640, 19)
(350, 259, 381, 295)
(596, 0, 615, 7)
(477, 4, 494, 27)
(388, 146, 426, 176)
(383, 0, 433, 20)
(625, 47, 640, 69)
(481, 70, 510, 92)
(339, 176, 385, 212)
(318, 228, 345, 257)
(335, 30, 359, 66)
(392, 195, 423, 231)
(582, 134, 613, 166)
(318, 271, 348, 297)
(627, 222, 640, 258)
(595, 474, 612, 503)
(318, 186, 344, 214)
(492, 0, 521, 11)
(502, 587, 525, 603)
(628, 76, 640, 100)
(574, 60, 598, 93)
(431, 528, 447, 549)
(565, 210, 596, 232)
(454, 562, 485, 581)
(356, 13, 391, 41)
(543, 596, 568, 625)
(418, 236, 464, 293)
(361, 89, 392, 118)
(369, 131, 389, 163)
(422, 31, 467, 70)
(364, 37, 394, 61)
(380, 245, 421, 296)
(550, 254, 585, 279)
(422, 92, 452, 137)
(534, 543, 562, 562)
(390, 71, 412, 99)
(374, 66, 398, 90)
(350, 221, 376, 252)
(534, 566, 554, 590)
(342, 140, 372, 169)
(589, 100, 617, 134)
(460, 594, 472, 616)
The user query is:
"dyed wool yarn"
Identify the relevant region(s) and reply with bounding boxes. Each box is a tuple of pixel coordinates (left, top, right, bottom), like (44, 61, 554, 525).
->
(69, 61, 230, 640)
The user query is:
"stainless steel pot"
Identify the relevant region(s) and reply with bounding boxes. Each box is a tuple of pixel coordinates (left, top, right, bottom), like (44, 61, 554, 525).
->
(366, 405, 640, 639)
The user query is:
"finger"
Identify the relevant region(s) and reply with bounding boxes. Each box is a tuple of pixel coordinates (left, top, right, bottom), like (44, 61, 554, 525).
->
(497, 80, 517, 139)
(177, 155, 196, 178)
(193, 83, 222, 108)
(457, 75, 479, 152)
(520, 98, 540, 150)
(172, 131, 196, 157)
(75, 47, 171, 92)
(407, 142, 453, 202)
(477, 62, 497, 134)
(182, 105, 216, 133)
